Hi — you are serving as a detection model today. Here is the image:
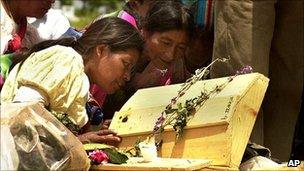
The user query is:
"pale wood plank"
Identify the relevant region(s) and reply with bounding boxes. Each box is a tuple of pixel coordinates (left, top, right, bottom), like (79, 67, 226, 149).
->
(91, 157, 211, 171)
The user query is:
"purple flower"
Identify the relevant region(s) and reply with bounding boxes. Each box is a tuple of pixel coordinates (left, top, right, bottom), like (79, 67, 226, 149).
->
(153, 115, 165, 132)
(236, 65, 253, 75)
(89, 150, 109, 164)
(171, 97, 177, 104)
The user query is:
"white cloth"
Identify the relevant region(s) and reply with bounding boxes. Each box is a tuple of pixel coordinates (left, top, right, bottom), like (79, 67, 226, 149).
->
(27, 9, 70, 40)
(240, 156, 279, 170)
(0, 2, 15, 54)
(13, 86, 49, 106)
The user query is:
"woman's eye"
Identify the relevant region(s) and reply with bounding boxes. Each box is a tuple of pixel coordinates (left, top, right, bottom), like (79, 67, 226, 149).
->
(122, 61, 131, 70)
(177, 45, 187, 51)
(161, 40, 171, 46)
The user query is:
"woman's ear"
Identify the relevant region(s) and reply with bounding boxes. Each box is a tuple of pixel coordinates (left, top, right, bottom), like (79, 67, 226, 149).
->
(94, 44, 107, 59)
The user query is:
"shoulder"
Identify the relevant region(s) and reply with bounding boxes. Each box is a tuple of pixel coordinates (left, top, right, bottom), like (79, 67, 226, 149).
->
(22, 45, 84, 73)
(37, 45, 81, 60)
(17, 45, 86, 93)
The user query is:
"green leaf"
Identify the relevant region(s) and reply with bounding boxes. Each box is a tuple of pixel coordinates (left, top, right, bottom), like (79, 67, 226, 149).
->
(164, 108, 178, 114)
(83, 143, 114, 151)
(177, 103, 183, 110)
(104, 149, 129, 164)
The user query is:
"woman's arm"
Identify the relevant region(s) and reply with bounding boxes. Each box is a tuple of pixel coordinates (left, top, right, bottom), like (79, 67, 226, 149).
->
(14, 86, 122, 146)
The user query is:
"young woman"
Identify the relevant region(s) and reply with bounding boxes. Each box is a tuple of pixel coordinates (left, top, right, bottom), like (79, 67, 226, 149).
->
(1, 17, 144, 146)
(88, 0, 159, 107)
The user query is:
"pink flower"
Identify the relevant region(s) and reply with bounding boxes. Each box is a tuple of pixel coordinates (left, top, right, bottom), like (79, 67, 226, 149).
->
(89, 150, 109, 164)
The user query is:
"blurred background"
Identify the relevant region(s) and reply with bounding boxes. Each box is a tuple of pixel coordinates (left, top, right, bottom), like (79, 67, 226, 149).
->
(55, 0, 124, 29)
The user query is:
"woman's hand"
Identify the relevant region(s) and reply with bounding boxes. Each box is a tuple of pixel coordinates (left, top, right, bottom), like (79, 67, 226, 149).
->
(131, 63, 162, 89)
(131, 61, 174, 89)
(101, 119, 112, 130)
(78, 129, 122, 147)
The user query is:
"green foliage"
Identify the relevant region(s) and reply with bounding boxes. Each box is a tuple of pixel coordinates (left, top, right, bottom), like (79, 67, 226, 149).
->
(89, 0, 122, 9)
(60, 0, 73, 5)
(69, 0, 123, 29)
(70, 10, 99, 29)
(151, 58, 230, 142)
(103, 149, 129, 164)
(79, 0, 123, 11)
(52, 112, 80, 134)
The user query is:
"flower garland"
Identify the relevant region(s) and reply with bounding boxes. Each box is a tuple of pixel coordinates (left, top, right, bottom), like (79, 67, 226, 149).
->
(152, 64, 253, 142)
(125, 58, 253, 156)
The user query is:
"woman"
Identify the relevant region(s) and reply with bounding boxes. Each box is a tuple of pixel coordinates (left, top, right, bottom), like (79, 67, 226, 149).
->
(1, 17, 144, 145)
(102, 1, 194, 117)
(131, 1, 193, 89)
(88, 0, 158, 107)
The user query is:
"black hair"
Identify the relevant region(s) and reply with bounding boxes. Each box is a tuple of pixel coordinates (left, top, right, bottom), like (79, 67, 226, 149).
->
(143, 1, 194, 38)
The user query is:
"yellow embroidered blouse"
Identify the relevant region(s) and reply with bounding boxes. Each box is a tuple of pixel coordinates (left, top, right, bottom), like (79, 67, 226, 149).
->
(1, 45, 89, 127)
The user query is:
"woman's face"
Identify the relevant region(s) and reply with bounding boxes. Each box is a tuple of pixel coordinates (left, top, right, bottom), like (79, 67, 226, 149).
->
(144, 29, 189, 68)
(89, 47, 140, 94)
(19, 0, 55, 18)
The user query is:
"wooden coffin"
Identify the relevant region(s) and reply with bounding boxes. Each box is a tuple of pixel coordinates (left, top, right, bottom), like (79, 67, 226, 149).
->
(109, 73, 269, 168)
(92, 157, 212, 171)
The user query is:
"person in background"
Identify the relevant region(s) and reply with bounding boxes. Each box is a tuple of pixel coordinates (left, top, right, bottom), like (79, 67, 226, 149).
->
(0, 0, 55, 90)
(0, 0, 55, 54)
(28, 8, 82, 40)
(1, 17, 144, 146)
(181, 0, 215, 73)
(211, 0, 303, 161)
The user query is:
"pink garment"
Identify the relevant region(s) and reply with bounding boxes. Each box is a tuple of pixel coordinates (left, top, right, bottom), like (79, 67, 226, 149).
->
(0, 75, 4, 91)
(159, 71, 173, 86)
(90, 84, 107, 107)
(118, 11, 139, 29)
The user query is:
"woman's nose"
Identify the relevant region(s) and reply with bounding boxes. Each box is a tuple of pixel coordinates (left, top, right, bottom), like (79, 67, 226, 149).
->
(123, 72, 131, 82)
(165, 49, 175, 62)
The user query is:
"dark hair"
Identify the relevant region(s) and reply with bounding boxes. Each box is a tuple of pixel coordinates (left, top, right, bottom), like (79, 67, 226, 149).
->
(11, 17, 144, 68)
(124, 0, 183, 29)
(143, 1, 194, 38)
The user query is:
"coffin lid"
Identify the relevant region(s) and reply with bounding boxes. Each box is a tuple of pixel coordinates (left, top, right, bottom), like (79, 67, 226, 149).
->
(109, 73, 268, 137)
